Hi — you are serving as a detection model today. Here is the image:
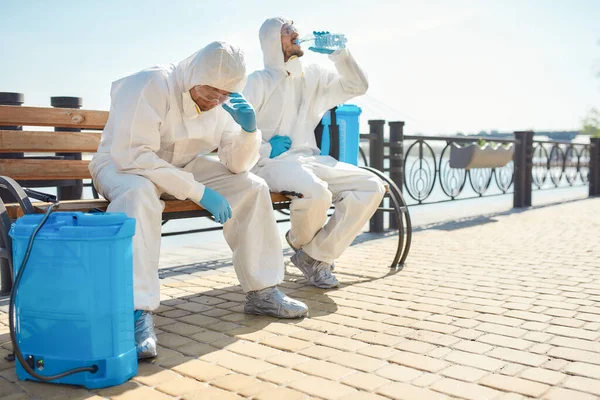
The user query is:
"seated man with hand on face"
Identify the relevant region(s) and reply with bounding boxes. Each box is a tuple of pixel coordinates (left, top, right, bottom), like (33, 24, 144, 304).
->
(90, 41, 309, 360)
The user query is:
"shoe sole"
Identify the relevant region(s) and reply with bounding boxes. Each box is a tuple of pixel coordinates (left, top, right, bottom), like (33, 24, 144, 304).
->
(244, 307, 308, 319)
(137, 352, 157, 360)
(310, 278, 341, 289)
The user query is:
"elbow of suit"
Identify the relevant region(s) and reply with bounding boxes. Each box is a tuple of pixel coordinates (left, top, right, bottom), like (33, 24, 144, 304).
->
(357, 79, 369, 95)
(344, 79, 369, 97)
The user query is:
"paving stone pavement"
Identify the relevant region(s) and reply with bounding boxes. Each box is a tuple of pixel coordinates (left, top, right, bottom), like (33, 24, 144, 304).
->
(0, 197, 599, 399)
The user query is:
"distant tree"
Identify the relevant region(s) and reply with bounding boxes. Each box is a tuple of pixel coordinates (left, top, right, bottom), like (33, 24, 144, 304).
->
(582, 108, 600, 138)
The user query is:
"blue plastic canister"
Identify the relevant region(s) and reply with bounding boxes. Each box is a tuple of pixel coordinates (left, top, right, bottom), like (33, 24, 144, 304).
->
(9, 212, 137, 389)
(319, 104, 362, 165)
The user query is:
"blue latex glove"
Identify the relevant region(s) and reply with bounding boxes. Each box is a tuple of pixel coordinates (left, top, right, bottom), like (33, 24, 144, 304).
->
(309, 31, 335, 55)
(222, 92, 257, 132)
(269, 135, 292, 158)
(199, 187, 232, 224)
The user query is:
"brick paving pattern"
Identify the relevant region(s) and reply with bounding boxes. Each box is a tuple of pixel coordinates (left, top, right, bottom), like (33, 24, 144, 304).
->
(0, 197, 598, 399)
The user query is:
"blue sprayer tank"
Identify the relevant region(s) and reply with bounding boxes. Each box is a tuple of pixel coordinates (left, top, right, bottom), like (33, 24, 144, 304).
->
(320, 104, 362, 165)
(9, 212, 137, 389)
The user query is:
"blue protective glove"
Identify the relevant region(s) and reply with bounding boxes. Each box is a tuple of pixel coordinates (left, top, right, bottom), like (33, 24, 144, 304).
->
(222, 92, 257, 133)
(269, 135, 292, 158)
(308, 31, 335, 55)
(199, 187, 232, 224)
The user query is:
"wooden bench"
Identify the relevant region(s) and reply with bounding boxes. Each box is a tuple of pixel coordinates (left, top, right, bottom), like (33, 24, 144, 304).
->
(0, 104, 411, 294)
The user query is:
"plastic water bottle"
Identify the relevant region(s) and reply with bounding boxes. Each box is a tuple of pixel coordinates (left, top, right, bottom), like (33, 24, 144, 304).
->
(297, 33, 347, 51)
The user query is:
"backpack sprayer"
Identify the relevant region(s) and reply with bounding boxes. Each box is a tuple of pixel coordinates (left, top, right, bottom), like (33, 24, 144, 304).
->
(7, 197, 138, 389)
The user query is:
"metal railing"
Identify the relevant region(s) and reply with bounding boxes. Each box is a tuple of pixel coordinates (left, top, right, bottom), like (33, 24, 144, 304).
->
(360, 122, 597, 222)
(531, 140, 590, 190)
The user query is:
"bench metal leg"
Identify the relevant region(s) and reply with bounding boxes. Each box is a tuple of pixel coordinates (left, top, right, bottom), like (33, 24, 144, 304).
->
(0, 176, 34, 215)
(360, 166, 412, 268)
(0, 201, 14, 296)
(0, 176, 35, 295)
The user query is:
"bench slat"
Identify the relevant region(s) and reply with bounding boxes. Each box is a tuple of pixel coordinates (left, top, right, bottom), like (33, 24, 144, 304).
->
(0, 159, 92, 180)
(4, 193, 292, 219)
(0, 130, 101, 152)
(0, 106, 108, 130)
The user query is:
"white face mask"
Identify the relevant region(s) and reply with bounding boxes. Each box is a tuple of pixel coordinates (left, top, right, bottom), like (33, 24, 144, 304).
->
(285, 55, 304, 78)
(181, 91, 200, 120)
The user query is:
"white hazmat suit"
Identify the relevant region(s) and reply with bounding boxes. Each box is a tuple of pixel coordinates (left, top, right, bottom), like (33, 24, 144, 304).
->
(244, 18, 385, 273)
(90, 42, 286, 311)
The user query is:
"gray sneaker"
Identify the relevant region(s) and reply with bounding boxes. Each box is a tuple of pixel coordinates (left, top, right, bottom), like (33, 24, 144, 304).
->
(134, 310, 158, 359)
(286, 230, 335, 271)
(291, 249, 340, 289)
(244, 286, 308, 318)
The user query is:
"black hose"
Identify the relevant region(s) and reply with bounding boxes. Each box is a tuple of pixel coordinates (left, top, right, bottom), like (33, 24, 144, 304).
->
(9, 203, 98, 381)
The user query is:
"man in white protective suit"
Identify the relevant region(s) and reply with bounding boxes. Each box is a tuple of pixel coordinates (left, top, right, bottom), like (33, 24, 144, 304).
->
(89, 41, 308, 360)
(243, 18, 385, 289)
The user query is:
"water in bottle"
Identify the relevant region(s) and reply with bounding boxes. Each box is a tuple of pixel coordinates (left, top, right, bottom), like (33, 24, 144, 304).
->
(296, 33, 347, 51)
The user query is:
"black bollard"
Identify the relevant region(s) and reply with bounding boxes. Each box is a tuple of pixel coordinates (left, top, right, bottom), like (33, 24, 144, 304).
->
(51, 96, 83, 200)
(513, 131, 534, 208)
(368, 120, 385, 233)
(388, 121, 405, 230)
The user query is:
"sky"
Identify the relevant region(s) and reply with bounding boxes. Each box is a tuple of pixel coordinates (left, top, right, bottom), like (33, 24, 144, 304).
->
(1, 0, 599, 135)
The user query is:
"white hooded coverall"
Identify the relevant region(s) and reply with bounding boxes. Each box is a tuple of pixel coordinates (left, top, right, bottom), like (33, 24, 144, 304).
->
(89, 42, 284, 311)
(243, 18, 385, 266)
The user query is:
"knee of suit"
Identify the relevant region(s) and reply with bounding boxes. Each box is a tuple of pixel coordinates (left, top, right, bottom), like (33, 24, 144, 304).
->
(305, 183, 333, 210)
(115, 179, 162, 214)
(346, 178, 385, 207)
(233, 173, 272, 207)
(245, 173, 270, 195)
(362, 178, 386, 206)
(373, 178, 386, 202)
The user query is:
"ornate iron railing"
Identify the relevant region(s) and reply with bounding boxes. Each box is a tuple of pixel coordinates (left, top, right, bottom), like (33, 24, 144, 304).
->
(531, 141, 590, 189)
(401, 136, 516, 205)
(360, 121, 596, 214)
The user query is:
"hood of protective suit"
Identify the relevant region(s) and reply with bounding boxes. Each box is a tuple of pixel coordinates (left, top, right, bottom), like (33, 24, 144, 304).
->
(172, 41, 247, 136)
(174, 41, 247, 94)
(259, 17, 291, 72)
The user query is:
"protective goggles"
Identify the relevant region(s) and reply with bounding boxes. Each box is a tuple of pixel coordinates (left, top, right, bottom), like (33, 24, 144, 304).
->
(281, 24, 299, 36)
(190, 85, 230, 106)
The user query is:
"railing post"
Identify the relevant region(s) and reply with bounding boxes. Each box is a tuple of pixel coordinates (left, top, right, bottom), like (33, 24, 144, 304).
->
(329, 106, 340, 161)
(51, 96, 83, 200)
(513, 131, 534, 208)
(369, 120, 385, 233)
(388, 121, 404, 230)
(590, 138, 600, 197)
